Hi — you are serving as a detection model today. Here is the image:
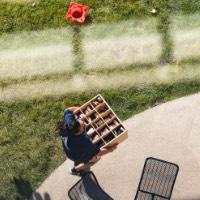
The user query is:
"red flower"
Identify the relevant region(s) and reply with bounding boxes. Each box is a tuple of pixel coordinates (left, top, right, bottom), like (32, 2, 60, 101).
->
(66, 2, 89, 24)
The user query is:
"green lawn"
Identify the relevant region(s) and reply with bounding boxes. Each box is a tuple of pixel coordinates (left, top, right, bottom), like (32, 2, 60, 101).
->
(1, 80, 200, 199)
(1, 0, 200, 34)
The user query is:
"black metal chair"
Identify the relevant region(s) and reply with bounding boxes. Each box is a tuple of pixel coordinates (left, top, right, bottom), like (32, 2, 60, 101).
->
(68, 171, 114, 200)
(134, 157, 179, 200)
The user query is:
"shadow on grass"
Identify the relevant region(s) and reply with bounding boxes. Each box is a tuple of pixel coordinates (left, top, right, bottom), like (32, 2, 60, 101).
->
(179, 56, 200, 65)
(12, 176, 51, 200)
(13, 177, 33, 200)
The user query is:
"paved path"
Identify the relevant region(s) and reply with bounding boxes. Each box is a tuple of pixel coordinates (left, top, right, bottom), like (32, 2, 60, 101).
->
(32, 93, 200, 200)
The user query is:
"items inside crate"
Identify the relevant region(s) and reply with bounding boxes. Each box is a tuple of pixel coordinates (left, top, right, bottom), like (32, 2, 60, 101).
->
(75, 95, 128, 148)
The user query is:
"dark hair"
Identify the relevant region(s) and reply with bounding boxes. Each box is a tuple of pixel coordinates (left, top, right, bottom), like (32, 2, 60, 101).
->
(67, 120, 80, 133)
(56, 120, 65, 132)
(56, 120, 80, 136)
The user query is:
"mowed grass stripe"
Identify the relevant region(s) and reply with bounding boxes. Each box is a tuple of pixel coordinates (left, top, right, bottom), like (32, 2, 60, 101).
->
(1, 22, 200, 80)
(0, 44, 73, 80)
(1, 63, 200, 102)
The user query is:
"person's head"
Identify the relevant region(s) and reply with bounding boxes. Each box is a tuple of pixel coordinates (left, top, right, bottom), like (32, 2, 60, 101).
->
(56, 110, 83, 136)
(64, 111, 77, 129)
(59, 111, 80, 135)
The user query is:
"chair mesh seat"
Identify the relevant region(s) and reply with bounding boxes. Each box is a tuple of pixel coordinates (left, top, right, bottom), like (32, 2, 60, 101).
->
(68, 172, 113, 200)
(134, 157, 179, 200)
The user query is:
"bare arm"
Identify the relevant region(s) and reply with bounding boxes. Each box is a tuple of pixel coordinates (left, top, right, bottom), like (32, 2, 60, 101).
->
(97, 147, 112, 156)
(74, 145, 118, 171)
(68, 107, 80, 113)
(97, 145, 118, 156)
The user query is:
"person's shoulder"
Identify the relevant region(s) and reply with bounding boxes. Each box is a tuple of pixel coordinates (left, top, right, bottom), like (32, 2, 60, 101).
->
(64, 108, 73, 115)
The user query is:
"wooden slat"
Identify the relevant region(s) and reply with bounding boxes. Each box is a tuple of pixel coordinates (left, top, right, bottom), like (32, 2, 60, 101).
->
(73, 94, 128, 147)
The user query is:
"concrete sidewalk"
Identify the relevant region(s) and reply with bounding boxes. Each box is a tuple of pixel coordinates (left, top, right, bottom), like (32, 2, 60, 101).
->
(32, 93, 200, 200)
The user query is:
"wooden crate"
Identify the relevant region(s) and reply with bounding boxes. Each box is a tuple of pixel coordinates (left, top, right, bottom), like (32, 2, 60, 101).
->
(74, 94, 128, 148)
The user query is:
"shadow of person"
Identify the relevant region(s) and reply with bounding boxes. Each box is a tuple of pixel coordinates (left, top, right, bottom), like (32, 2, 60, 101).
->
(13, 176, 33, 200)
(43, 193, 51, 200)
(32, 192, 51, 200)
(12, 176, 51, 200)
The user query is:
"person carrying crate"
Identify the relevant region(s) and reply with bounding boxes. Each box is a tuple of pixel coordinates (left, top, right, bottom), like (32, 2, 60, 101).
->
(57, 107, 117, 176)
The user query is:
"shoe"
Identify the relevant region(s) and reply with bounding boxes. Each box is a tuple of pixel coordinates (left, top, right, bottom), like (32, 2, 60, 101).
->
(69, 168, 91, 177)
(69, 168, 81, 176)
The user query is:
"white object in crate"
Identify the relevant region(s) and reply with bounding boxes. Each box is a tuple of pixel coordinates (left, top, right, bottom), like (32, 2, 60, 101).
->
(74, 94, 128, 148)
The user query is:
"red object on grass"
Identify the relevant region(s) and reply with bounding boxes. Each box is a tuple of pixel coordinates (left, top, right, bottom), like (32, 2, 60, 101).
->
(66, 2, 89, 24)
